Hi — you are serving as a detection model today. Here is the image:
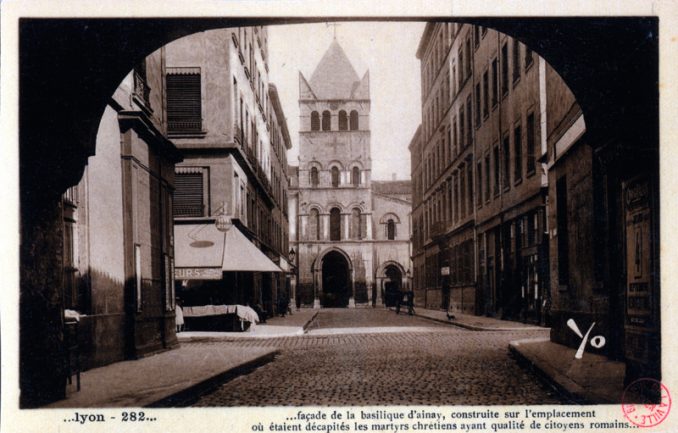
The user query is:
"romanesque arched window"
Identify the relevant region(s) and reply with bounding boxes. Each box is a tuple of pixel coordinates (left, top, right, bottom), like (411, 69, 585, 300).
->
(351, 208, 361, 239)
(310, 166, 319, 187)
(351, 167, 360, 186)
(330, 207, 341, 241)
(350, 110, 359, 130)
(338, 110, 348, 130)
(311, 111, 320, 131)
(322, 110, 331, 131)
(331, 166, 340, 187)
(309, 208, 320, 240)
(387, 219, 396, 240)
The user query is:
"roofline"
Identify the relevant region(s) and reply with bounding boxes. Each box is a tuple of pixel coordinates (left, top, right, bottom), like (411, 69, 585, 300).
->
(416, 22, 435, 59)
(268, 83, 292, 150)
(407, 124, 422, 152)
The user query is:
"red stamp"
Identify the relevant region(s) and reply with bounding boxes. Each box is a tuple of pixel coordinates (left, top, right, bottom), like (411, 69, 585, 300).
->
(622, 378, 671, 428)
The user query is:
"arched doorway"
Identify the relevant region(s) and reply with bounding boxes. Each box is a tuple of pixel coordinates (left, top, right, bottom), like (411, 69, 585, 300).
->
(383, 265, 403, 307)
(321, 251, 351, 308)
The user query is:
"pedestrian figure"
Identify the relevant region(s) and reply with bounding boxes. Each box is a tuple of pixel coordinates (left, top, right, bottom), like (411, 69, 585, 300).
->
(407, 290, 415, 316)
(395, 291, 403, 314)
(175, 299, 184, 332)
(277, 294, 288, 317)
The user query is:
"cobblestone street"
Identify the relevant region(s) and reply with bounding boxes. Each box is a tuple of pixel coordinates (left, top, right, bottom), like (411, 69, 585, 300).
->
(188, 309, 566, 406)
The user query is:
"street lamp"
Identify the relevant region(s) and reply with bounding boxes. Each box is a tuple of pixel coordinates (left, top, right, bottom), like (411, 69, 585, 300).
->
(289, 248, 296, 264)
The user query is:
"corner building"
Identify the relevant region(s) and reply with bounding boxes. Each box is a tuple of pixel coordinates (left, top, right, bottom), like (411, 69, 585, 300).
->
(290, 40, 412, 308)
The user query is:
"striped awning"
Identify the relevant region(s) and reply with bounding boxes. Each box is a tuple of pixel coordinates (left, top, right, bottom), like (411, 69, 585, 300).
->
(174, 223, 282, 279)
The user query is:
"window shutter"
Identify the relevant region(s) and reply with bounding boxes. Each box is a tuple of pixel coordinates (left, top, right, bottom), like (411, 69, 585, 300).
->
(174, 172, 204, 217)
(167, 71, 202, 133)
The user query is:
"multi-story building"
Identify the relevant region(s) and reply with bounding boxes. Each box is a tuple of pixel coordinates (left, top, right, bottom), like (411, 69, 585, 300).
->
(58, 49, 181, 377)
(413, 22, 660, 385)
(165, 27, 292, 316)
(413, 23, 549, 322)
(288, 39, 412, 308)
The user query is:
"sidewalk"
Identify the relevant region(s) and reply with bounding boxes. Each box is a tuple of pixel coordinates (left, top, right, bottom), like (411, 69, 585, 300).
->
(177, 308, 318, 341)
(46, 309, 318, 408)
(46, 344, 277, 408)
(509, 337, 626, 404)
(414, 307, 546, 331)
(413, 308, 625, 403)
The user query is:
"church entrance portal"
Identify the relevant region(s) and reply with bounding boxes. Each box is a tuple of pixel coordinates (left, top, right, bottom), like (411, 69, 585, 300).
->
(383, 265, 403, 307)
(321, 251, 351, 308)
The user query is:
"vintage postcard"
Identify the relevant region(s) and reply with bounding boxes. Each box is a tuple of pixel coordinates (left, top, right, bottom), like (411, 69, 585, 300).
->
(1, 0, 676, 432)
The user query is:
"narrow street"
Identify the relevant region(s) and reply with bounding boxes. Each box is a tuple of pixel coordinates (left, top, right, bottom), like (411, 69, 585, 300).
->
(187, 309, 565, 406)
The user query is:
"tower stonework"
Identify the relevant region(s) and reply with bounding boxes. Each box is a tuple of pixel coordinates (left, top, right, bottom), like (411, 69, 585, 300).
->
(297, 40, 372, 308)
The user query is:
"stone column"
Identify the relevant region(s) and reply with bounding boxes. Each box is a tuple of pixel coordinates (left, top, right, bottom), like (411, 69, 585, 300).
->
(313, 268, 321, 309)
(322, 214, 330, 240)
(20, 192, 68, 407)
(348, 267, 356, 308)
(375, 277, 383, 307)
(366, 214, 373, 240)
(343, 214, 350, 239)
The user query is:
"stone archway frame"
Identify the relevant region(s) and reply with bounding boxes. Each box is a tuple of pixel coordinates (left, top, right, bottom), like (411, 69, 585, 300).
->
(374, 260, 407, 307)
(311, 247, 355, 308)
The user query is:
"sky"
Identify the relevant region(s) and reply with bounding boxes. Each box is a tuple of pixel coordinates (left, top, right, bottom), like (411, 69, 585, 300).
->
(267, 21, 426, 181)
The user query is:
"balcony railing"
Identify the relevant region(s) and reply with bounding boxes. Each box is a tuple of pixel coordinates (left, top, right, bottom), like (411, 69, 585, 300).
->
(133, 71, 151, 109)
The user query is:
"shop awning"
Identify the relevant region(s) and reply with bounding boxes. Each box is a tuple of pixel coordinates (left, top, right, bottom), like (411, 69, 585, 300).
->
(174, 222, 282, 279)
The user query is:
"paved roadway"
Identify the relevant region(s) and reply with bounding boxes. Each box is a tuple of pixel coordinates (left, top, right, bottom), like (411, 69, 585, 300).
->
(187, 309, 566, 406)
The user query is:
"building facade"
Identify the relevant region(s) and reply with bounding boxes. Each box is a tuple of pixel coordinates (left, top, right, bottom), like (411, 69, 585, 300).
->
(289, 39, 412, 308)
(412, 21, 660, 385)
(58, 50, 181, 379)
(164, 27, 291, 316)
(412, 23, 549, 322)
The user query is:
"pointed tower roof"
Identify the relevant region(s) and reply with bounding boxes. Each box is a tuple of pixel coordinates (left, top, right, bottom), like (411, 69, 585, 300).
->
(308, 39, 362, 100)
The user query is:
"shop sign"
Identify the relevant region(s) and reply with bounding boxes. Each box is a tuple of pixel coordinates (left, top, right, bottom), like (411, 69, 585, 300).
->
(175, 267, 222, 280)
(623, 175, 657, 366)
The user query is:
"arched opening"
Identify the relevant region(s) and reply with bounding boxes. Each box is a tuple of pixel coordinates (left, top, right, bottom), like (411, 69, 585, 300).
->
(387, 219, 396, 240)
(351, 166, 360, 186)
(338, 110, 348, 130)
(321, 251, 351, 308)
(310, 166, 319, 187)
(18, 17, 659, 407)
(331, 166, 340, 187)
(322, 110, 331, 131)
(349, 110, 359, 130)
(383, 265, 403, 307)
(329, 207, 341, 241)
(310, 111, 320, 131)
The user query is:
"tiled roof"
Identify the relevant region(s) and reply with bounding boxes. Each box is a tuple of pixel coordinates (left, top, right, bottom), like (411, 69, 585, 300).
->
(372, 180, 412, 196)
(308, 40, 361, 100)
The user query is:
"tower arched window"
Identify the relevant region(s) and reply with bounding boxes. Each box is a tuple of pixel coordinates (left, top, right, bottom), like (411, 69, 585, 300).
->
(351, 167, 360, 186)
(322, 110, 331, 131)
(387, 219, 396, 240)
(338, 110, 348, 130)
(310, 166, 319, 187)
(351, 208, 362, 239)
(331, 166, 340, 187)
(330, 207, 341, 241)
(350, 110, 359, 130)
(310, 111, 320, 131)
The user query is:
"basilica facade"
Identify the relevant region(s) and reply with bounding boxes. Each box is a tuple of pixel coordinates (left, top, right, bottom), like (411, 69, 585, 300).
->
(288, 39, 412, 308)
